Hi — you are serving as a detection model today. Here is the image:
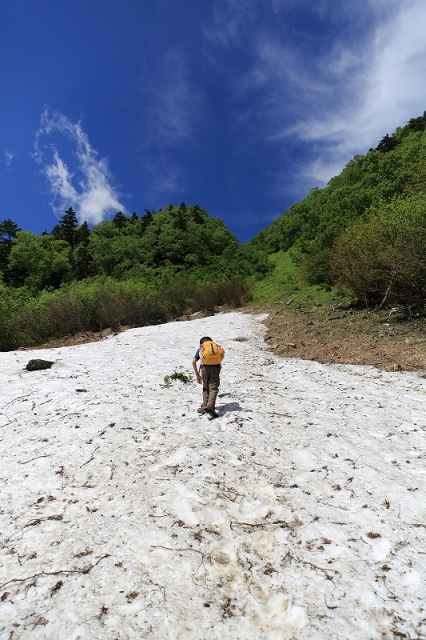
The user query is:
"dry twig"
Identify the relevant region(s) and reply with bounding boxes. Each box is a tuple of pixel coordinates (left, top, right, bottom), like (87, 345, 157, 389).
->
(0, 555, 110, 589)
(19, 455, 50, 465)
(80, 446, 100, 467)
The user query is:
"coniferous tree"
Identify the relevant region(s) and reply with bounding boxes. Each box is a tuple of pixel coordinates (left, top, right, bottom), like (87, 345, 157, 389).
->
(0, 219, 20, 283)
(192, 205, 205, 225)
(140, 210, 153, 234)
(74, 222, 92, 279)
(54, 207, 79, 249)
(174, 203, 187, 231)
(76, 221, 90, 245)
(0, 219, 20, 241)
(375, 134, 399, 153)
(112, 211, 127, 229)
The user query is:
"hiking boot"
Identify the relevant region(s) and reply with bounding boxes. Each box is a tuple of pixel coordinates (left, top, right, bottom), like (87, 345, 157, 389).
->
(197, 405, 207, 414)
(204, 404, 216, 415)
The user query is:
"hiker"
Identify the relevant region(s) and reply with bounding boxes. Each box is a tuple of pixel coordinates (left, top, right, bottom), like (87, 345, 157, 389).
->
(192, 336, 225, 416)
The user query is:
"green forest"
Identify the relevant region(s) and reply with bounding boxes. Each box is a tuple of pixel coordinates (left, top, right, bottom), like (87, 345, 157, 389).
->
(0, 204, 268, 350)
(251, 111, 426, 307)
(1, 112, 426, 351)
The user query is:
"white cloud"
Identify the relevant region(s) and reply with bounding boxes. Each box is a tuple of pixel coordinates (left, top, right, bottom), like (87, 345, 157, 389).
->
(206, 0, 426, 193)
(137, 50, 204, 202)
(261, 0, 426, 185)
(296, 5, 426, 185)
(4, 149, 16, 167)
(34, 110, 124, 225)
(143, 50, 203, 146)
(204, 0, 253, 48)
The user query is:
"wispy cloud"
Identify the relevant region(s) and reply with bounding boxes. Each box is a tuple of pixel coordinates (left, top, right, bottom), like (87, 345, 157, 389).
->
(142, 50, 204, 146)
(138, 49, 205, 202)
(206, 0, 426, 193)
(4, 149, 16, 167)
(294, 0, 426, 184)
(34, 110, 124, 225)
(203, 0, 254, 48)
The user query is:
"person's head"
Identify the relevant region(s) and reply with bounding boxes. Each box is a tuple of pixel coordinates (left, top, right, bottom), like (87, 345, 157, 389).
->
(200, 336, 212, 345)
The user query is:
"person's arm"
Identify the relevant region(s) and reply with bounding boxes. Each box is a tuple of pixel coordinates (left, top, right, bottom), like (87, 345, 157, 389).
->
(219, 346, 225, 371)
(192, 358, 202, 384)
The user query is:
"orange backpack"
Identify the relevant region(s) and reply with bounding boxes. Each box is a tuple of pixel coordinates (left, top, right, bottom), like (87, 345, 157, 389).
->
(199, 340, 225, 365)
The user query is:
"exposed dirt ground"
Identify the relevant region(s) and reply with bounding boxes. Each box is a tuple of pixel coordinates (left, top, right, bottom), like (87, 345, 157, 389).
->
(26, 304, 426, 373)
(255, 303, 426, 373)
(20, 327, 118, 350)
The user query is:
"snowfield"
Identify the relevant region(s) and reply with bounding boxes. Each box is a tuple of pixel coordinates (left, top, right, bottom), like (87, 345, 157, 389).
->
(1, 311, 426, 640)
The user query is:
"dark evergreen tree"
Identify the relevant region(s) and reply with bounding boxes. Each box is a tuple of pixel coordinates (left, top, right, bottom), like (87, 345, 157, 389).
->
(72, 222, 92, 279)
(76, 221, 90, 245)
(112, 211, 127, 229)
(140, 210, 153, 233)
(192, 205, 205, 225)
(404, 111, 426, 135)
(174, 203, 187, 231)
(0, 219, 20, 241)
(55, 207, 79, 249)
(375, 134, 399, 153)
(0, 219, 20, 283)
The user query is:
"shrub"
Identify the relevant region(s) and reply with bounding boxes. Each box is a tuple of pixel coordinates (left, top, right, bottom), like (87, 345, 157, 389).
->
(0, 284, 27, 350)
(0, 275, 252, 351)
(216, 277, 252, 306)
(330, 195, 426, 306)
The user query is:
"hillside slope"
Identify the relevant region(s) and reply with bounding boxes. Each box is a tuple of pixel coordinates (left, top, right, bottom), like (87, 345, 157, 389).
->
(260, 303, 426, 372)
(250, 112, 426, 303)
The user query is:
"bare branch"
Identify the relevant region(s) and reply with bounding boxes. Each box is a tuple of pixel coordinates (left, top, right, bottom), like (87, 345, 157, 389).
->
(0, 555, 110, 589)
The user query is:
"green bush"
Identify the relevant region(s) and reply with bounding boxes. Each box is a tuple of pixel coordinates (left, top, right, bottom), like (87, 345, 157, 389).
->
(0, 283, 27, 350)
(330, 194, 426, 306)
(0, 274, 252, 351)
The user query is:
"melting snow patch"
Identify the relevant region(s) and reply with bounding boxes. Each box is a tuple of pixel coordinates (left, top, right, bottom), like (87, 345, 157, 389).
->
(1, 312, 426, 639)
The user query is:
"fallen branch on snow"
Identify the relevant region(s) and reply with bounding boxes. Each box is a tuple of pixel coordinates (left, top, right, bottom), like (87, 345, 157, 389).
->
(80, 446, 100, 467)
(0, 554, 110, 590)
(19, 454, 50, 465)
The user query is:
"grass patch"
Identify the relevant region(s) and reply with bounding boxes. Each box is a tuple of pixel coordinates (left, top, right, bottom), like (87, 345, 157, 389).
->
(163, 371, 192, 387)
(252, 251, 344, 307)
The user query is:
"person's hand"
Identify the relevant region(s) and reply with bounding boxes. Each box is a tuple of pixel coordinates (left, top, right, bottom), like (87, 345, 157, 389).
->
(196, 373, 202, 384)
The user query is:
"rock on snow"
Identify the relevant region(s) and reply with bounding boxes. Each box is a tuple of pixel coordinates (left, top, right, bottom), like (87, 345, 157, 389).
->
(0, 312, 425, 639)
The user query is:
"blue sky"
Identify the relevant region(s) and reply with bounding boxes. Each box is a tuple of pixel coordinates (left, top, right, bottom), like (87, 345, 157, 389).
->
(2, 0, 426, 242)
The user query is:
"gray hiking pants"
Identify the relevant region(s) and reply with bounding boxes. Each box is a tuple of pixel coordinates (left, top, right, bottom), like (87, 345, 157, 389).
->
(201, 365, 220, 409)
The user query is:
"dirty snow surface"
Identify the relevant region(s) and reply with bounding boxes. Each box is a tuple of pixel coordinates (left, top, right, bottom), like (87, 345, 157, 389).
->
(1, 312, 426, 640)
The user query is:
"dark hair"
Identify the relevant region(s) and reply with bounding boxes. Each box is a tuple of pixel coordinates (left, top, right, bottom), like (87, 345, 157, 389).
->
(200, 336, 212, 344)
